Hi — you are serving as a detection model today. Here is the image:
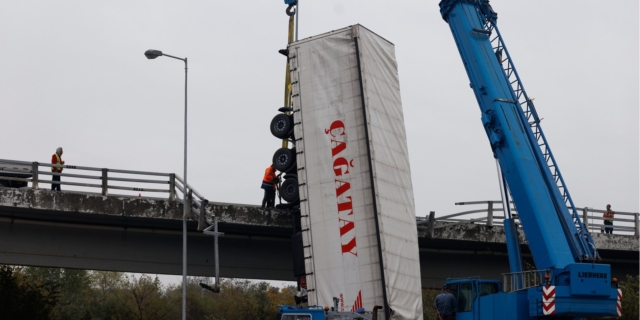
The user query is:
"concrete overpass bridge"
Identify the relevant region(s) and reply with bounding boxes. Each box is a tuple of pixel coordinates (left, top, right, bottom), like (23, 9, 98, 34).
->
(0, 159, 638, 288)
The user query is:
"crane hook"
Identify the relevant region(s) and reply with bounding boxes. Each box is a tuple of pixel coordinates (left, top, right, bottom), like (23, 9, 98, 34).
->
(286, 3, 296, 16)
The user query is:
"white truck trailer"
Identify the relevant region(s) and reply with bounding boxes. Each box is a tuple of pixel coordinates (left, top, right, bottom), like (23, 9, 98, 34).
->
(277, 25, 423, 320)
(0, 162, 32, 188)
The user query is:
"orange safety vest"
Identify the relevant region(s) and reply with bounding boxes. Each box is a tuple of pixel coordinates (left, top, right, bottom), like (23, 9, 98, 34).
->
(603, 210, 614, 223)
(52, 153, 63, 173)
(263, 166, 276, 183)
(262, 166, 276, 182)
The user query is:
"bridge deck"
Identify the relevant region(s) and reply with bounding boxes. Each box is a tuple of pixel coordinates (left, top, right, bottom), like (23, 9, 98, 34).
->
(1, 188, 637, 287)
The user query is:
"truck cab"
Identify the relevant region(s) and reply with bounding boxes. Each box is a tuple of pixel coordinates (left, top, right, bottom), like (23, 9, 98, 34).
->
(278, 306, 324, 320)
(443, 278, 507, 320)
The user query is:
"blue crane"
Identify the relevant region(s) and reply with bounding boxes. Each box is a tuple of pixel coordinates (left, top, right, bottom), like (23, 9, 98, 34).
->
(439, 0, 620, 318)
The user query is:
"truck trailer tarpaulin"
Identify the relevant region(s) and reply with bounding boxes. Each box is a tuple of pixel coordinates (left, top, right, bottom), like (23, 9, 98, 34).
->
(289, 25, 423, 320)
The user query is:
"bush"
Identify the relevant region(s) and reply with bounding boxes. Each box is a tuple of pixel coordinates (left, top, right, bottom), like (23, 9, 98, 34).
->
(619, 275, 639, 320)
(0, 265, 56, 320)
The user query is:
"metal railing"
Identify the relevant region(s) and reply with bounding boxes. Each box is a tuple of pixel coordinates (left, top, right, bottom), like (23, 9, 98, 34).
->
(0, 158, 210, 229)
(502, 269, 550, 293)
(417, 200, 639, 239)
(3, 158, 636, 238)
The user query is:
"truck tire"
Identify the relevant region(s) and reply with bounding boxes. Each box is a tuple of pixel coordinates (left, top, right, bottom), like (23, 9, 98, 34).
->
(270, 114, 293, 139)
(273, 148, 296, 172)
(280, 177, 299, 203)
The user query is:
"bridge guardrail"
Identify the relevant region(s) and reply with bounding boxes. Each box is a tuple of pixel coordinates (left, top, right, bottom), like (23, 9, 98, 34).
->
(3, 158, 637, 237)
(418, 200, 639, 239)
(0, 158, 209, 229)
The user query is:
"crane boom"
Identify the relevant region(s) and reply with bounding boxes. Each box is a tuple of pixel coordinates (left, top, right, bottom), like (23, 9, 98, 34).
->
(439, 0, 597, 268)
(439, 1, 619, 318)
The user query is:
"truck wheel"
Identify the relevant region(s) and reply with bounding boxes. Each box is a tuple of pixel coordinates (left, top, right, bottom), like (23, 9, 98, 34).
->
(270, 114, 293, 139)
(280, 177, 299, 203)
(273, 148, 296, 172)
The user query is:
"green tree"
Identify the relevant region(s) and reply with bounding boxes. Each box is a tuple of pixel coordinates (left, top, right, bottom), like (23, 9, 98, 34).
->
(25, 267, 93, 320)
(267, 284, 296, 313)
(53, 269, 93, 320)
(163, 277, 296, 320)
(87, 270, 130, 320)
(121, 274, 174, 320)
(422, 288, 440, 320)
(619, 275, 639, 320)
(250, 281, 272, 319)
(0, 265, 56, 320)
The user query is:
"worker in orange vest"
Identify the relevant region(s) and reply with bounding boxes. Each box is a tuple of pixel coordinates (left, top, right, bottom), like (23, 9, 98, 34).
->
(51, 147, 65, 191)
(602, 204, 615, 234)
(261, 164, 278, 210)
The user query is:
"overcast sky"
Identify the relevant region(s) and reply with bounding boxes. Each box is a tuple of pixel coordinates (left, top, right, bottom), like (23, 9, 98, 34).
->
(1, 0, 638, 280)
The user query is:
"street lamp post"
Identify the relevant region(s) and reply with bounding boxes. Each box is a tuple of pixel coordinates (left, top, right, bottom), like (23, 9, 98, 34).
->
(145, 49, 188, 320)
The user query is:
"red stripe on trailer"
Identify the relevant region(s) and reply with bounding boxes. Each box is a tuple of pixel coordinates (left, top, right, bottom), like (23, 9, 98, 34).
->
(542, 286, 556, 316)
(350, 291, 363, 311)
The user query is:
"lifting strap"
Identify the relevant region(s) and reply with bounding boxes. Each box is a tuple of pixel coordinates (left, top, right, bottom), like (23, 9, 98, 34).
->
(282, 13, 295, 149)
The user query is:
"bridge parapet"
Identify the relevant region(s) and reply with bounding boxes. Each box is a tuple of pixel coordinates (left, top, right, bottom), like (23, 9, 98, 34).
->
(419, 220, 639, 252)
(0, 188, 293, 228)
(419, 201, 639, 238)
(0, 158, 297, 229)
(3, 158, 637, 240)
(1, 188, 636, 252)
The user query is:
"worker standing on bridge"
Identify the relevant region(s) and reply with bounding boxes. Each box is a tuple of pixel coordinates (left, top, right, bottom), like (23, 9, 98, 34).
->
(51, 147, 65, 191)
(434, 285, 457, 320)
(603, 204, 615, 234)
(261, 164, 278, 210)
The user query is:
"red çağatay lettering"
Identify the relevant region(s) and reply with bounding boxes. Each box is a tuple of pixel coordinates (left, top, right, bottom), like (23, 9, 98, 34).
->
(326, 119, 357, 257)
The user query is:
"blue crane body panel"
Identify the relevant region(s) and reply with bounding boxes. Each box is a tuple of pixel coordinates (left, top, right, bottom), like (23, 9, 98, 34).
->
(527, 281, 618, 317)
(476, 291, 529, 320)
(279, 306, 325, 319)
(445, 275, 618, 319)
